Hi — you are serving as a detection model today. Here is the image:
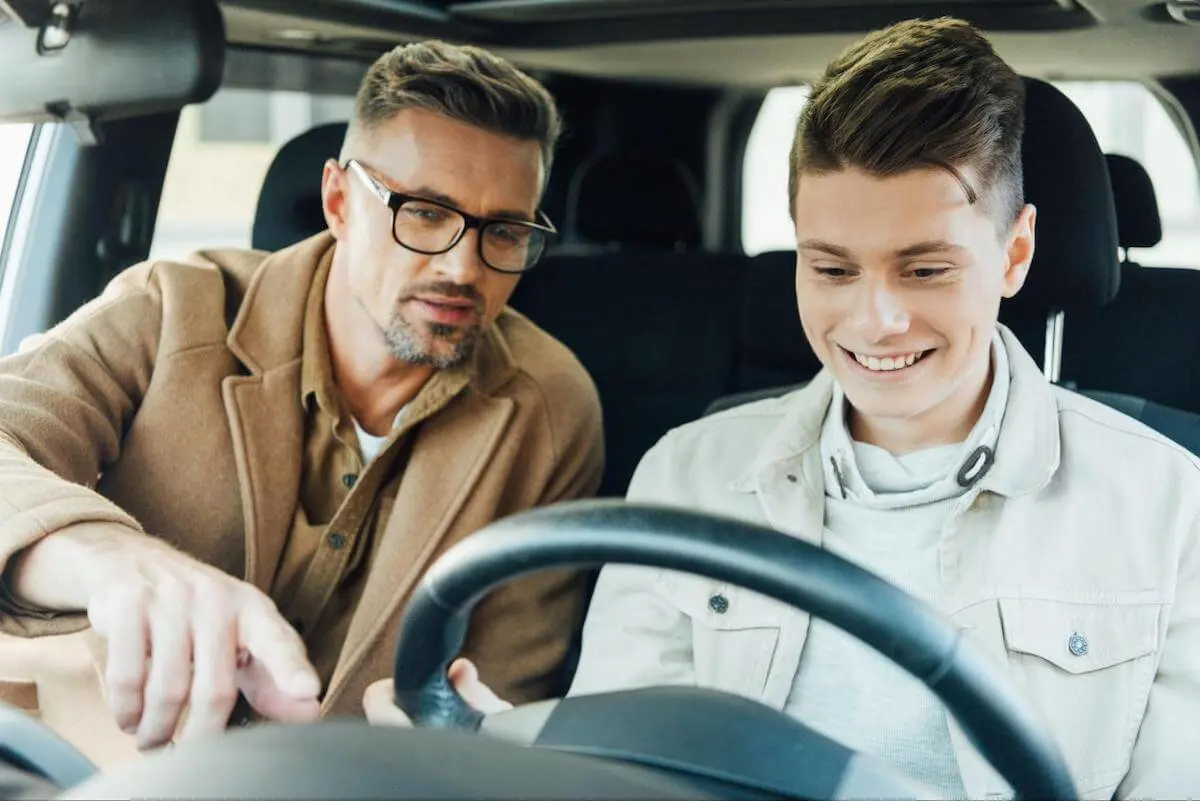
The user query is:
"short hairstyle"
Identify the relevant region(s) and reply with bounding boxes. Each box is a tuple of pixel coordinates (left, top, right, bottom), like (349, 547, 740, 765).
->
(345, 40, 563, 173)
(789, 17, 1026, 232)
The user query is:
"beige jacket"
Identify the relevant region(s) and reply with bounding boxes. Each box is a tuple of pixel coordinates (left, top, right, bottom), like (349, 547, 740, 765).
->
(0, 232, 603, 767)
(570, 326, 1200, 800)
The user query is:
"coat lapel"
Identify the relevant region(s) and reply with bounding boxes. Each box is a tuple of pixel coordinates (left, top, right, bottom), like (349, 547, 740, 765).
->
(222, 368, 305, 590)
(222, 234, 334, 590)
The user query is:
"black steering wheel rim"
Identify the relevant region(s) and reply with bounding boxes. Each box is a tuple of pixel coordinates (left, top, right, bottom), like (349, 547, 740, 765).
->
(392, 500, 1076, 800)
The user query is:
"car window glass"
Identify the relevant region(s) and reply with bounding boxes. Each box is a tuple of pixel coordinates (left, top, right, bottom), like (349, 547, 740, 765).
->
(1054, 81, 1200, 267)
(151, 87, 354, 262)
(0, 123, 34, 249)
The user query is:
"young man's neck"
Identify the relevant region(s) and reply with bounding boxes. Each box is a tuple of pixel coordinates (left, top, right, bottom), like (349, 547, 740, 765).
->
(847, 357, 994, 456)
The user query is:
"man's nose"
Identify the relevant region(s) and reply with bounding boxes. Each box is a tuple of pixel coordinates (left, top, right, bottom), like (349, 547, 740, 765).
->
(434, 229, 486, 284)
(853, 280, 911, 341)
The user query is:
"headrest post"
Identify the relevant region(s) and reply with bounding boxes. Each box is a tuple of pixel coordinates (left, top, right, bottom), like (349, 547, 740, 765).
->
(1043, 310, 1065, 384)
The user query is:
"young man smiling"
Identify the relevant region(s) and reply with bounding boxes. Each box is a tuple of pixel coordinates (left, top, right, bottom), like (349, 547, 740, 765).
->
(0, 41, 602, 760)
(369, 17, 1200, 800)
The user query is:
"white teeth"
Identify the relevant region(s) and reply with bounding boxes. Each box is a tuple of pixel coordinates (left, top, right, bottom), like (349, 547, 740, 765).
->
(853, 351, 924, 372)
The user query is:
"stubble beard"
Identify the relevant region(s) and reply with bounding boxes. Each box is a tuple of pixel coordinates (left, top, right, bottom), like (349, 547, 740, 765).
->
(384, 312, 481, 370)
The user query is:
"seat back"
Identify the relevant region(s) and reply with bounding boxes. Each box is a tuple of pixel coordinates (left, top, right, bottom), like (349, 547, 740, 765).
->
(1061, 153, 1200, 414)
(251, 122, 347, 252)
(509, 252, 744, 497)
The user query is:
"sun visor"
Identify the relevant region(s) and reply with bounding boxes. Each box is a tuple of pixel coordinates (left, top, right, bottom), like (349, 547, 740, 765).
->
(0, 0, 225, 135)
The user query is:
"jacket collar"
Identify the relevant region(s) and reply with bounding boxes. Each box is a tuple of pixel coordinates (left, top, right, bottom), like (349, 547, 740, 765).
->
(225, 231, 519, 396)
(731, 324, 1060, 499)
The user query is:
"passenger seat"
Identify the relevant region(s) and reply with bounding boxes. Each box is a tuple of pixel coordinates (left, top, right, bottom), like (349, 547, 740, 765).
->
(509, 147, 740, 497)
(1062, 154, 1200, 416)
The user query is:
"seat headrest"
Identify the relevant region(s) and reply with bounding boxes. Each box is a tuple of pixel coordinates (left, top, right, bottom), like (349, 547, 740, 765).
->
(565, 148, 702, 251)
(252, 122, 348, 252)
(1018, 77, 1120, 309)
(1105, 153, 1163, 251)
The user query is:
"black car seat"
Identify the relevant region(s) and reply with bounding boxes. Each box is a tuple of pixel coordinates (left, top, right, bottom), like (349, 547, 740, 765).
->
(558, 147, 703, 254)
(252, 121, 347, 252)
(509, 146, 740, 497)
(1062, 154, 1200, 416)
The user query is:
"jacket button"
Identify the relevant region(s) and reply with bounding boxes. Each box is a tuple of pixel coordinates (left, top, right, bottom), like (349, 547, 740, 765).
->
(328, 531, 347, 550)
(1068, 632, 1089, 656)
(708, 594, 729, 614)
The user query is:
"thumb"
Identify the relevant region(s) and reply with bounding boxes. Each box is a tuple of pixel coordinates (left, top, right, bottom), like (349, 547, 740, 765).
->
(363, 678, 414, 727)
(448, 658, 513, 714)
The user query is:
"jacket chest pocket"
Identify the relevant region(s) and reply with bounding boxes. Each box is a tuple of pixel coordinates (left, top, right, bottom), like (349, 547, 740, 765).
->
(998, 598, 1161, 795)
(654, 573, 786, 700)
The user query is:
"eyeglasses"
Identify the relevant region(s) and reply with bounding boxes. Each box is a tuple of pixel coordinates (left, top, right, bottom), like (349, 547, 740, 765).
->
(346, 159, 556, 274)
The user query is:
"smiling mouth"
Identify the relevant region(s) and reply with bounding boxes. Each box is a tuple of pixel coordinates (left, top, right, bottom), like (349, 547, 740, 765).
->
(843, 347, 934, 373)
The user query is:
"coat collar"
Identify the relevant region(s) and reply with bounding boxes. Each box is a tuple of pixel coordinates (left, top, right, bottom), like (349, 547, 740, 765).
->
(730, 324, 1060, 500)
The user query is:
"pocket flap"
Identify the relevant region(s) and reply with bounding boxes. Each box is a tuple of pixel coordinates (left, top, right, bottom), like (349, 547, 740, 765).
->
(998, 598, 1160, 673)
(654, 573, 787, 630)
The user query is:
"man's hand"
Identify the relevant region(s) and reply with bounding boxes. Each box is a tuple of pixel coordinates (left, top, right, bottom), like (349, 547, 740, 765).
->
(363, 658, 512, 726)
(11, 523, 321, 750)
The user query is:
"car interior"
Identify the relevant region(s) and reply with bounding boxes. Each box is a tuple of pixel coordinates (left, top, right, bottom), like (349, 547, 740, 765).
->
(0, 0, 1197, 797)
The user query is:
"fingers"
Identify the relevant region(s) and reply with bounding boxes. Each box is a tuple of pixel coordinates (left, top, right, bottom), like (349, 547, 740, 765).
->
(362, 679, 413, 727)
(176, 600, 239, 744)
(236, 599, 320, 718)
(448, 659, 513, 713)
(137, 583, 192, 749)
(92, 589, 150, 734)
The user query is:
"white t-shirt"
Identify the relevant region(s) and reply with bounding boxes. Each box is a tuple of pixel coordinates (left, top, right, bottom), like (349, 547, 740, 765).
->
(353, 404, 409, 463)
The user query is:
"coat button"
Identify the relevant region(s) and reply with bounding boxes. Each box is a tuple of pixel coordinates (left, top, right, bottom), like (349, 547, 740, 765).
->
(1068, 632, 1089, 656)
(328, 531, 347, 550)
(708, 594, 729, 614)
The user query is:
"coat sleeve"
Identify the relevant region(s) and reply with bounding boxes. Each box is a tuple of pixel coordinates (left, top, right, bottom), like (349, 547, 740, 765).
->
(461, 367, 606, 705)
(0, 262, 164, 636)
(565, 431, 697, 697)
(1116, 507, 1200, 798)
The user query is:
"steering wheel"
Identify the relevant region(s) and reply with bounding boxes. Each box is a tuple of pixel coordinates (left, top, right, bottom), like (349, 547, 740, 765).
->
(0, 501, 1076, 800)
(391, 500, 1077, 800)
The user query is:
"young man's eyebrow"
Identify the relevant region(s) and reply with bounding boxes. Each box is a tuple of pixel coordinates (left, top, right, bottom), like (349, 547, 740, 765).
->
(798, 239, 853, 258)
(892, 240, 968, 259)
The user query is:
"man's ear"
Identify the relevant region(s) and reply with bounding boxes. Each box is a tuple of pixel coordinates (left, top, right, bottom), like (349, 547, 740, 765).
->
(1001, 203, 1037, 299)
(321, 159, 350, 240)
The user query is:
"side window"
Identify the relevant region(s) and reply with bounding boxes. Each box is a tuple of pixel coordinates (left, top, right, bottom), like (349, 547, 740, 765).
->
(1053, 81, 1200, 267)
(150, 87, 355, 262)
(741, 82, 1200, 267)
(0, 123, 34, 254)
(741, 86, 809, 257)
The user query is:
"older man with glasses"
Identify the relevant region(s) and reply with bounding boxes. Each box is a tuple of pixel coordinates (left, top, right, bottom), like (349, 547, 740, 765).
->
(0, 40, 602, 759)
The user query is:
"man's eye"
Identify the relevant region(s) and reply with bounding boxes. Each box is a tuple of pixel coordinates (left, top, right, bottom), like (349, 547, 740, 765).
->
(401, 203, 449, 223)
(910, 267, 950, 279)
(815, 266, 850, 279)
